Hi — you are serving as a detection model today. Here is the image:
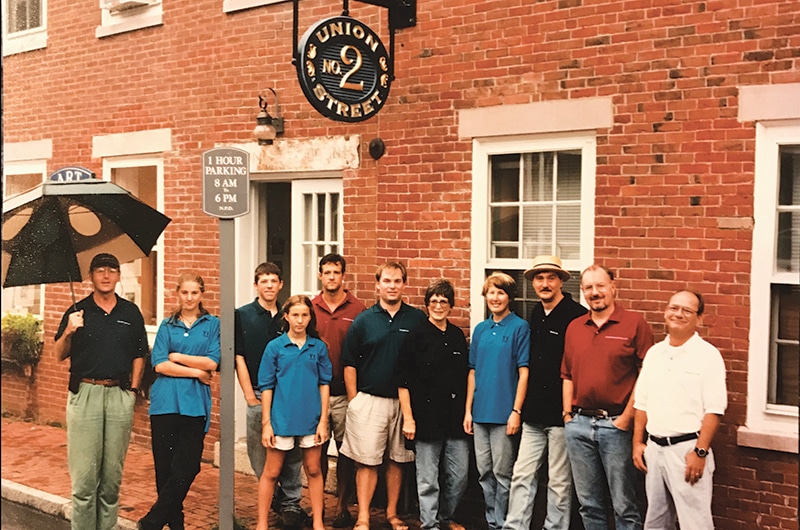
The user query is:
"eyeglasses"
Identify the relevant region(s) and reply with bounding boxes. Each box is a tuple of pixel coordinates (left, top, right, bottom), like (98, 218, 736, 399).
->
(429, 299, 450, 307)
(666, 304, 698, 316)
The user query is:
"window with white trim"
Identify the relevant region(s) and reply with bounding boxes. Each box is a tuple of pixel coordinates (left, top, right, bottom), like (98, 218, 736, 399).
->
(746, 120, 800, 446)
(2, 0, 46, 56)
(96, 0, 162, 38)
(470, 133, 595, 325)
(222, 0, 285, 14)
(290, 179, 343, 295)
(2, 160, 47, 316)
(104, 158, 164, 328)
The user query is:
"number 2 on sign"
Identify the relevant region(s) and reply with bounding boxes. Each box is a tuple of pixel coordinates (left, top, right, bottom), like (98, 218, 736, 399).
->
(339, 45, 364, 91)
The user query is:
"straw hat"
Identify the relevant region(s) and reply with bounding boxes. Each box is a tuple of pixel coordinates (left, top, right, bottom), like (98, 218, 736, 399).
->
(523, 255, 571, 281)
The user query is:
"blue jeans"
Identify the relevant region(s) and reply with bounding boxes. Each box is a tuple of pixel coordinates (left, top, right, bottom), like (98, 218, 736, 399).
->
(246, 401, 302, 511)
(415, 438, 470, 530)
(474, 423, 520, 530)
(564, 415, 642, 530)
(504, 423, 572, 530)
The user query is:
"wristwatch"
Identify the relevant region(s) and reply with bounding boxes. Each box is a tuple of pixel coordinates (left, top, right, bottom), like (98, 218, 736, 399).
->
(130, 387, 142, 398)
(562, 410, 573, 419)
(693, 447, 709, 458)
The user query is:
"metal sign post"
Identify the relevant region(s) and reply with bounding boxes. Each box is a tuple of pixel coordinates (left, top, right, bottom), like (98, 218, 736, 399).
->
(202, 147, 250, 530)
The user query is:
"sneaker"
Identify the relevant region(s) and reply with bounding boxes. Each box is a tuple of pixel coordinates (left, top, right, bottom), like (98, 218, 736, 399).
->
(281, 507, 308, 530)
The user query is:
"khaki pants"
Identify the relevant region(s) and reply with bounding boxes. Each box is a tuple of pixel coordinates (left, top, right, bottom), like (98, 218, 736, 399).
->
(66, 383, 135, 530)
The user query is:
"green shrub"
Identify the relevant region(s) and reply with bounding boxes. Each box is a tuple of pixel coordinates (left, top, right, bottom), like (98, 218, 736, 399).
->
(1, 313, 43, 374)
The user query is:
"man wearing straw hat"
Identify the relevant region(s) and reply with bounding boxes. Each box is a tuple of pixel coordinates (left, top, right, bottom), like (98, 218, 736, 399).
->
(54, 252, 148, 530)
(504, 255, 587, 530)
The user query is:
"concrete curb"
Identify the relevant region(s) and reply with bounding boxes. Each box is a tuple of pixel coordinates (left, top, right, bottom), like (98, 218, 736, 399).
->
(1, 478, 138, 530)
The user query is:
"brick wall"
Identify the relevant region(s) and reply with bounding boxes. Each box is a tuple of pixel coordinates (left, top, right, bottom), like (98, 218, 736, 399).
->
(3, 0, 798, 527)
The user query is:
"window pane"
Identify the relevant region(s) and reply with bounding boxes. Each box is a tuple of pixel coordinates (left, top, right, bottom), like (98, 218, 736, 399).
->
(492, 206, 519, 243)
(111, 166, 158, 326)
(556, 152, 582, 201)
(330, 193, 339, 241)
(8, 0, 41, 33)
(777, 147, 799, 273)
(4, 173, 41, 196)
(303, 194, 313, 240)
(522, 204, 552, 258)
(317, 193, 326, 240)
(522, 152, 553, 202)
(491, 154, 519, 202)
(556, 204, 581, 259)
(770, 284, 800, 406)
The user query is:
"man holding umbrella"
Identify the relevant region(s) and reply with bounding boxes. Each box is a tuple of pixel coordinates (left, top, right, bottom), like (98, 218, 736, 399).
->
(54, 252, 148, 530)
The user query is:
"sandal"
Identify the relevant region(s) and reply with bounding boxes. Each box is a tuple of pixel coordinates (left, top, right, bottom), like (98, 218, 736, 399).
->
(386, 516, 408, 530)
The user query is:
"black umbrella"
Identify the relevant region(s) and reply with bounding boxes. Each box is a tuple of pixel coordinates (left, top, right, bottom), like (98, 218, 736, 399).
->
(2, 180, 171, 296)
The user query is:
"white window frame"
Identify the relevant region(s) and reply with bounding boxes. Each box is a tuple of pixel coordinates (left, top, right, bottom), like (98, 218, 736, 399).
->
(100, 155, 166, 336)
(2, 0, 47, 56)
(290, 178, 344, 296)
(96, 0, 162, 38)
(742, 119, 800, 451)
(222, 0, 286, 14)
(470, 132, 596, 327)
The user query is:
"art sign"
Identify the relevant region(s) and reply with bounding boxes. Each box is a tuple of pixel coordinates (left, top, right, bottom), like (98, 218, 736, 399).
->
(296, 16, 391, 123)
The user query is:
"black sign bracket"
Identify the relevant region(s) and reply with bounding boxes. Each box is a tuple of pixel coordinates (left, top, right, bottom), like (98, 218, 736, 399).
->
(292, 0, 416, 82)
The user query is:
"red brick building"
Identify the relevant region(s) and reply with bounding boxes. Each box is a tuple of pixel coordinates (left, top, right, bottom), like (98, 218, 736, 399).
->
(2, 0, 798, 527)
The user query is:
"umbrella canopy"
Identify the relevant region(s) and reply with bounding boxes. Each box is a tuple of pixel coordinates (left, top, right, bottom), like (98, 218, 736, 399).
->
(2, 180, 171, 288)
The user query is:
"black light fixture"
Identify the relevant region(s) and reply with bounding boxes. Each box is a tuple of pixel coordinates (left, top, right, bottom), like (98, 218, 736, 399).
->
(253, 88, 284, 145)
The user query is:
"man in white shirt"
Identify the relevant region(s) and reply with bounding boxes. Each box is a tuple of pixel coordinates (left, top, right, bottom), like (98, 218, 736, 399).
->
(633, 290, 727, 529)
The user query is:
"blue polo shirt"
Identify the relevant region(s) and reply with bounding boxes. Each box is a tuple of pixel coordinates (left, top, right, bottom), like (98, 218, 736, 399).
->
(469, 311, 530, 424)
(149, 314, 221, 432)
(258, 334, 332, 436)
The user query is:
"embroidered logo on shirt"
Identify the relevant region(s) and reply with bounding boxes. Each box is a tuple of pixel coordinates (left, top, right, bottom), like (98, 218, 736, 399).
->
(117, 320, 131, 326)
(549, 330, 559, 335)
(604, 335, 629, 340)
(399, 328, 410, 333)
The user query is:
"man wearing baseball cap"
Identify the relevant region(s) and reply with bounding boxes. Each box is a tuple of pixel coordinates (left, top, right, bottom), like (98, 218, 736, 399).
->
(504, 256, 587, 530)
(54, 252, 148, 530)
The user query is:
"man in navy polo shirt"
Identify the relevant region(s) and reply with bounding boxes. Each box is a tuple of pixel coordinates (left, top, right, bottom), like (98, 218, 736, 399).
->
(54, 253, 147, 530)
(340, 261, 427, 530)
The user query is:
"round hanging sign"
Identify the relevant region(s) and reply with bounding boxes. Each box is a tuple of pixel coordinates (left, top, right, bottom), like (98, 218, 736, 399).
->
(296, 16, 391, 123)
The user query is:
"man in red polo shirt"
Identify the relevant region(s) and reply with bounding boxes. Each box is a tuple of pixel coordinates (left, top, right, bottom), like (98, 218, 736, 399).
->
(561, 264, 654, 530)
(311, 253, 366, 527)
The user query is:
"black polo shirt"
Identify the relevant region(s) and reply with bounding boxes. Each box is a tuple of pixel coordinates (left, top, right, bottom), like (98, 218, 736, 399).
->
(521, 293, 588, 427)
(55, 294, 147, 383)
(234, 298, 284, 390)
(396, 319, 469, 441)
(342, 302, 427, 398)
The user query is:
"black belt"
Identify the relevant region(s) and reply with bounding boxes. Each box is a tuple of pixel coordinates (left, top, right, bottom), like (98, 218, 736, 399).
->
(573, 406, 625, 419)
(649, 432, 698, 446)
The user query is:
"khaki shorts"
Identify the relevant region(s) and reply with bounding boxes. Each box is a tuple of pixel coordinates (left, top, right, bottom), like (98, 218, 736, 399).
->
(339, 392, 414, 466)
(329, 394, 349, 443)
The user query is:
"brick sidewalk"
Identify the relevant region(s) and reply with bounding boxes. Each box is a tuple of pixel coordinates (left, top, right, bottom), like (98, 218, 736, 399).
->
(1, 417, 491, 530)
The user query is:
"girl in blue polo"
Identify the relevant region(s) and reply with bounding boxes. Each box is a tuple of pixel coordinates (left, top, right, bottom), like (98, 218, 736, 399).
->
(139, 273, 221, 530)
(256, 294, 332, 530)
